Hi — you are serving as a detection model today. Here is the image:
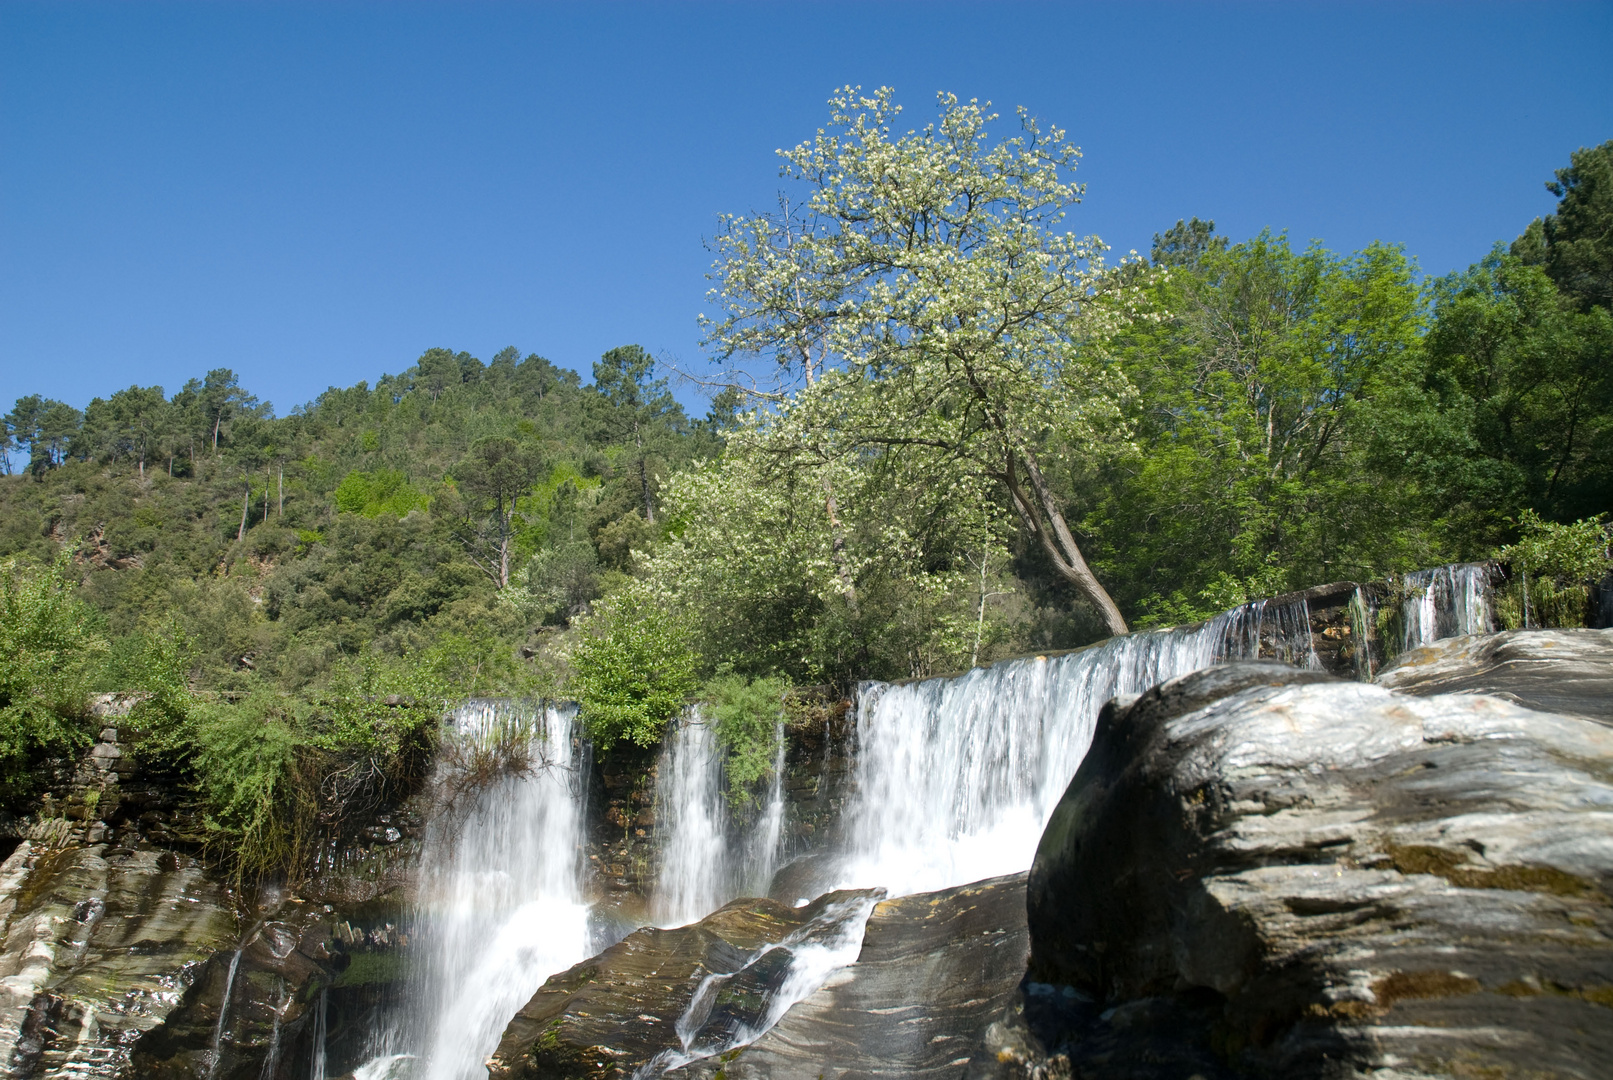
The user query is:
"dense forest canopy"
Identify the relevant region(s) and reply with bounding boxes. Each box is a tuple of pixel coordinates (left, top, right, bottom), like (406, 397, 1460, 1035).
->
(2, 90, 1609, 881)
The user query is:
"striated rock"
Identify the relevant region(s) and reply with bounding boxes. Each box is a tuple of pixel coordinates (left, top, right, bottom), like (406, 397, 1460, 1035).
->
(1376, 627, 1613, 724)
(0, 838, 235, 1078)
(1027, 660, 1613, 1079)
(486, 890, 879, 1080)
(666, 873, 1033, 1080)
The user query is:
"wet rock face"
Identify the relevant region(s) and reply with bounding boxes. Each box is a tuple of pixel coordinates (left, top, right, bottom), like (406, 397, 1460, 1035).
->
(0, 713, 409, 1080)
(0, 837, 234, 1078)
(666, 873, 1033, 1080)
(1376, 627, 1613, 724)
(486, 889, 878, 1080)
(1027, 659, 1613, 1079)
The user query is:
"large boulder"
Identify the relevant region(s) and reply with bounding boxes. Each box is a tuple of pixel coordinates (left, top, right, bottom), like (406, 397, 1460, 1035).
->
(1376, 627, 1613, 724)
(667, 873, 1032, 1080)
(1026, 659, 1613, 1079)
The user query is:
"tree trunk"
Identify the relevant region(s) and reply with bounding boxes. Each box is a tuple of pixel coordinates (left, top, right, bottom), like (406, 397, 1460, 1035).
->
(822, 477, 859, 617)
(635, 424, 654, 524)
(1002, 451, 1128, 637)
(237, 485, 250, 541)
(278, 464, 283, 518)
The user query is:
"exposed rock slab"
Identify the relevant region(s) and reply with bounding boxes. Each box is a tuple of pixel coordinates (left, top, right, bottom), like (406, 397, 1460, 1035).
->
(1027, 660, 1613, 1079)
(667, 873, 1032, 1080)
(1376, 627, 1613, 723)
(486, 890, 879, 1080)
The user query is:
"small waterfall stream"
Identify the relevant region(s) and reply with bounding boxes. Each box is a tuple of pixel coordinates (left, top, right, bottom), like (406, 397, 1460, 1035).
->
(1401, 562, 1493, 649)
(651, 711, 788, 927)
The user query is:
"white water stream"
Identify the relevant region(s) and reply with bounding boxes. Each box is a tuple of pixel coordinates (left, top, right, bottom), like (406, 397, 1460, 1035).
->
(1401, 563, 1493, 649)
(835, 597, 1316, 897)
(651, 711, 787, 927)
(381, 701, 592, 1080)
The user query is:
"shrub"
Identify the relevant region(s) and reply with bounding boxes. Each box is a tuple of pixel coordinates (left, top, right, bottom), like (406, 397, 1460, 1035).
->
(702, 672, 787, 807)
(569, 593, 698, 750)
(0, 556, 104, 800)
(1494, 511, 1612, 628)
(334, 469, 429, 518)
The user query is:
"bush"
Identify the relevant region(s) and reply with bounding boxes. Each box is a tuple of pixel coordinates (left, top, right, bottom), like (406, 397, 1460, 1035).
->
(1494, 511, 1612, 628)
(334, 469, 430, 518)
(0, 556, 104, 800)
(702, 672, 787, 807)
(569, 593, 698, 750)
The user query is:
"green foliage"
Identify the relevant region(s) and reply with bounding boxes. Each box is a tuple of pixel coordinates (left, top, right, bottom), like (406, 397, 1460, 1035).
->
(187, 690, 308, 884)
(1088, 230, 1433, 625)
(0, 556, 103, 797)
(334, 469, 429, 518)
(1493, 510, 1612, 630)
(569, 591, 698, 751)
(1512, 139, 1613, 312)
(701, 673, 787, 806)
(101, 618, 197, 754)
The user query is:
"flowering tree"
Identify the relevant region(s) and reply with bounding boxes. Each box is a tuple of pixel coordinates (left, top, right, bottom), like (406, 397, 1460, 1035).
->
(703, 87, 1137, 635)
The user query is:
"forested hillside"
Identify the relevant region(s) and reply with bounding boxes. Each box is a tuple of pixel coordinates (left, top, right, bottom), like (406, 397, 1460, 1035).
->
(2, 91, 1608, 881)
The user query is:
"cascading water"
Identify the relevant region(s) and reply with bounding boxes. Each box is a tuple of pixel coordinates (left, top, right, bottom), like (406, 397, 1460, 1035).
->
(632, 891, 883, 1079)
(208, 948, 242, 1080)
(651, 711, 787, 927)
(367, 701, 592, 1080)
(652, 713, 727, 927)
(834, 597, 1315, 897)
(1401, 562, 1493, 649)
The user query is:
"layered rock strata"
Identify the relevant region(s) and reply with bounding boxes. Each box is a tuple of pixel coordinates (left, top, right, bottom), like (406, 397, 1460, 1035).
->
(1027, 660, 1613, 1079)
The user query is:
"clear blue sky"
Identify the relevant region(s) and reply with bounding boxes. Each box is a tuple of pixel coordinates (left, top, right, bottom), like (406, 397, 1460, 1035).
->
(3, 1, 1610, 416)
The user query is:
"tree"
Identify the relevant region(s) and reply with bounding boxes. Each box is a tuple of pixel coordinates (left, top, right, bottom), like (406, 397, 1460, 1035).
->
(450, 436, 544, 588)
(1420, 249, 1613, 530)
(704, 87, 1137, 635)
(592, 345, 677, 524)
(1150, 217, 1228, 268)
(77, 385, 169, 476)
(1088, 231, 1430, 621)
(35, 401, 82, 469)
(1513, 140, 1613, 313)
(195, 369, 260, 453)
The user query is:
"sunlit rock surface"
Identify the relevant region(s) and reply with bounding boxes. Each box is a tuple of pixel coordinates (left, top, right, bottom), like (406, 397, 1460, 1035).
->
(1376, 627, 1613, 724)
(1027, 659, 1613, 1079)
(666, 873, 1032, 1080)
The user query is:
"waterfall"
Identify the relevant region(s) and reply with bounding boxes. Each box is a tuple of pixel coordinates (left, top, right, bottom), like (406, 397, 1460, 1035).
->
(207, 948, 242, 1080)
(308, 988, 327, 1080)
(834, 597, 1308, 898)
(745, 720, 787, 897)
(405, 701, 592, 1080)
(652, 713, 727, 927)
(651, 711, 786, 927)
(1401, 562, 1493, 650)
